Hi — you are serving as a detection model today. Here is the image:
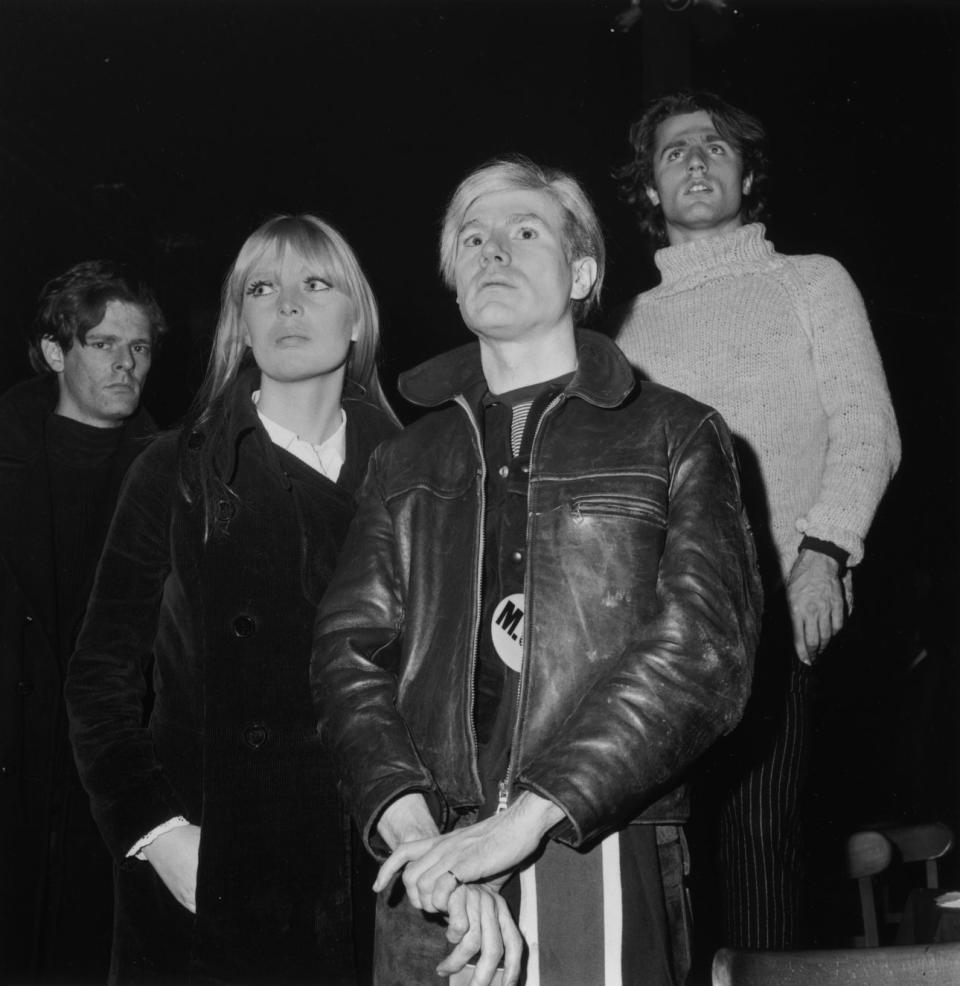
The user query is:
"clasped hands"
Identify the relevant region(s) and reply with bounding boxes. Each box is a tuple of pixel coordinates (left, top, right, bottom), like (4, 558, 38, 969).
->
(375, 790, 563, 986)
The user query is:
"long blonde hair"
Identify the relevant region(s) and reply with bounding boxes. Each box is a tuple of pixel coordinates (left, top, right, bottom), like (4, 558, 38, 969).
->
(180, 214, 397, 536)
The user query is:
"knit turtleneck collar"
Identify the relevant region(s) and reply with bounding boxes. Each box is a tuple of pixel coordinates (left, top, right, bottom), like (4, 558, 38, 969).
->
(654, 223, 776, 290)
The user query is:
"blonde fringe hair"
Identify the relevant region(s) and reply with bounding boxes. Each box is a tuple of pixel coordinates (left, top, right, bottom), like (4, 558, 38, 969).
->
(180, 214, 397, 537)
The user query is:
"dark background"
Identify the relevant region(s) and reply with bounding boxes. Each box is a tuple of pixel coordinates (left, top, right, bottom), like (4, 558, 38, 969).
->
(2, 0, 958, 944)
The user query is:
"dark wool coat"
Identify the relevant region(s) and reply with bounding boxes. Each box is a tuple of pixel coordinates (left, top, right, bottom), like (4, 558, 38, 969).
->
(0, 374, 154, 983)
(65, 372, 397, 984)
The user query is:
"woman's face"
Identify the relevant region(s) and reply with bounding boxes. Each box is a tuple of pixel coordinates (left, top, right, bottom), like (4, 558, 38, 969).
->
(240, 245, 357, 387)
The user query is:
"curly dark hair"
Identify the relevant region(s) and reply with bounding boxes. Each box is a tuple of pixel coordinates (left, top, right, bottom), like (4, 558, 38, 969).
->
(616, 90, 769, 243)
(29, 259, 167, 374)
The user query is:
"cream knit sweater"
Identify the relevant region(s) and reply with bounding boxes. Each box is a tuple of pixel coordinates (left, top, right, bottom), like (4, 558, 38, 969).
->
(617, 223, 900, 584)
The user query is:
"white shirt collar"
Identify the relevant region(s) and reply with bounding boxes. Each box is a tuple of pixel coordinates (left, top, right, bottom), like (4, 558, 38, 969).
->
(251, 390, 347, 482)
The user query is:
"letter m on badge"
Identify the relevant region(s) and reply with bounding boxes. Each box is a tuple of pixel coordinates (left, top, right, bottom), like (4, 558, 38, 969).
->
(495, 599, 523, 640)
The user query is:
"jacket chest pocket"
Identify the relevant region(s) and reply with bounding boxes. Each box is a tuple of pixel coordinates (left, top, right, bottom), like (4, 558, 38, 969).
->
(557, 468, 668, 528)
(569, 491, 666, 528)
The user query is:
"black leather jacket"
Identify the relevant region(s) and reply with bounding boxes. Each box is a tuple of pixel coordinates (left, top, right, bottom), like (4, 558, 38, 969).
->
(313, 331, 761, 856)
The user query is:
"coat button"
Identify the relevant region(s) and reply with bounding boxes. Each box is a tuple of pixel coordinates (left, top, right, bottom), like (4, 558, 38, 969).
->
(17, 681, 33, 696)
(498, 465, 509, 478)
(25, 614, 34, 624)
(511, 551, 523, 564)
(243, 723, 268, 749)
(232, 615, 256, 638)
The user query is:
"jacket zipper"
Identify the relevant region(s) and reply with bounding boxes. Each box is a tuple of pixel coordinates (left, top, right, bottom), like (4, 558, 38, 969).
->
(498, 392, 565, 813)
(454, 394, 486, 798)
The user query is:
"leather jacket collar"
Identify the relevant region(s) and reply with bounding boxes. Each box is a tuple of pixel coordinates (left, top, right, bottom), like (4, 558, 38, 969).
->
(398, 329, 635, 411)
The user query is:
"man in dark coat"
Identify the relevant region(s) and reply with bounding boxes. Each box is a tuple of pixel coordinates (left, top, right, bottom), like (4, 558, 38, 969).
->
(0, 260, 166, 984)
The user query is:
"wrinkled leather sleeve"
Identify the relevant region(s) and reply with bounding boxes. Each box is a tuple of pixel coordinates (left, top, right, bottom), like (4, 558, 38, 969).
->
(64, 437, 188, 863)
(519, 411, 761, 847)
(311, 447, 441, 859)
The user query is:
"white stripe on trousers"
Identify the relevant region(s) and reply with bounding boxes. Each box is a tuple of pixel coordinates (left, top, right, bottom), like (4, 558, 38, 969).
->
(519, 865, 540, 985)
(518, 832, 624, 986)
(602, 831, 624, 986)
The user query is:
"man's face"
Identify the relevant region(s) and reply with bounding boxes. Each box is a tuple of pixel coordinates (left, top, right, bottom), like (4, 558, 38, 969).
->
(453, 187, 594, 344)
(646, 110, 751, 244)
(43, 300, 153, 428)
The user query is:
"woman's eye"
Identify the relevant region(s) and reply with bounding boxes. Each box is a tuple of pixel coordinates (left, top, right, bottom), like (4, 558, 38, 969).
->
(517, 227, 537, 240)
(710, 144, 725, 155)
(246, 280, 275, 297)
(305, 277, 331, 291)
(463, 234, 482, 248)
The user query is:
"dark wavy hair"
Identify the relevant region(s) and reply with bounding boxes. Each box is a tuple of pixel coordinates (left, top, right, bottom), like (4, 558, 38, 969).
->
(615, 90, 769, 243)
(30, 260, 167, 374)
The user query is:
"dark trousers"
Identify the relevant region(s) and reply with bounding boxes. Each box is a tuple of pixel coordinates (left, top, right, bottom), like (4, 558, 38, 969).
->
(694, 599, 814, 951)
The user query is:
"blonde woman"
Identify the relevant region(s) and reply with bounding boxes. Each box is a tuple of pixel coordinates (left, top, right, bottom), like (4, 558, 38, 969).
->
(66, 215, 398, 983)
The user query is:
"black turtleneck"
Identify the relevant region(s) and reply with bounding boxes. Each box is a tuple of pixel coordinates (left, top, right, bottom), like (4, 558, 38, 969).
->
(44, 413, 126, 661)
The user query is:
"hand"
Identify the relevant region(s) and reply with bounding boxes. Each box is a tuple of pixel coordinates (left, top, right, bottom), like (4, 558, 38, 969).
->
(786, 549, 846, 664)
(376, 791, 440, 850)
(437, 884, 523, 986)
(142, 823, 201, 913)
(374, 791, 563, 913)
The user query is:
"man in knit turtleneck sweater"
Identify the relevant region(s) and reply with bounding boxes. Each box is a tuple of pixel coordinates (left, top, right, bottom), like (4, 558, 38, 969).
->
(0, 261, 166, 983)
(615, 92, 900, 951)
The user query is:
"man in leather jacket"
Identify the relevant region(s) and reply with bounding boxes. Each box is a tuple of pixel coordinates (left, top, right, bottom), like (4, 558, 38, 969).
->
(312, 157, 762, 986)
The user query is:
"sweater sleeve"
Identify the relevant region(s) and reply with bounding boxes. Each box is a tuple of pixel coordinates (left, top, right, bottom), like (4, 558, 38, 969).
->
(791, 256, 901, 565)
(64, 437, 189, 864)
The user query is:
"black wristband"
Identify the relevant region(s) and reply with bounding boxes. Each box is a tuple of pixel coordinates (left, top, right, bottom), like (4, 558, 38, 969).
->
(798, 536, 849, 576)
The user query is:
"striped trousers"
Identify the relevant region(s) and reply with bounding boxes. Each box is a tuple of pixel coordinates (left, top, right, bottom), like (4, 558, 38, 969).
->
(697, 600, 814, 951)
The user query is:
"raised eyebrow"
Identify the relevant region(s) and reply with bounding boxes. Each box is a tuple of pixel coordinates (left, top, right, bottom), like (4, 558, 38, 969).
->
(458, 211, 547, 237)
(87, 334, 152, 346)
(458, 218, 485, 238)
(659, 132, 730, 157)
(659, 139, 688, 159)
(506, 212, 547, 226)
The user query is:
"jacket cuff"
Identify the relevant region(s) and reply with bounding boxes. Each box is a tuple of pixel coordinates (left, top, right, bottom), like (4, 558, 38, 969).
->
(515, 777, 586, 848)
(361, 781, 448, 861)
